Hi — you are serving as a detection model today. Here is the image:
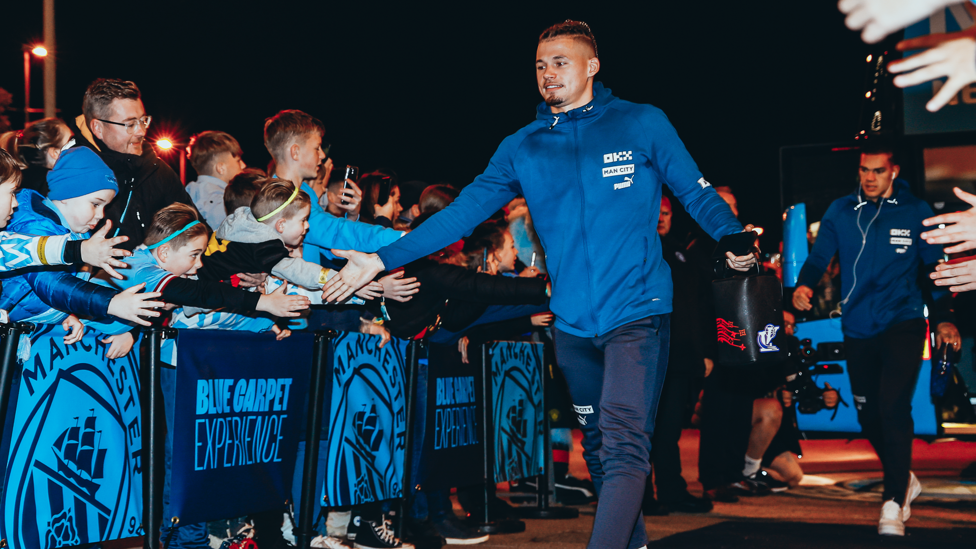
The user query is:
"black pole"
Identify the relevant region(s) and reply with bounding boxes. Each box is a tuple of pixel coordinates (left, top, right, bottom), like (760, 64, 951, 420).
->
(0, 322, 32, 452)
(396, 340, 420, 539)
(296, 330, 333, 549)
(144, 326, 176, 549)
(480, 343, 491, 526)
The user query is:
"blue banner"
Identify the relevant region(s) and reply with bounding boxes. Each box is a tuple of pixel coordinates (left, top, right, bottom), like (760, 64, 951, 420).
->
(488, 341, 544, 483)
(169, 329, 313, 524)
(1, 325, 144, 548)
(323, 332, 408, 507)
(422, 342, 484, 491)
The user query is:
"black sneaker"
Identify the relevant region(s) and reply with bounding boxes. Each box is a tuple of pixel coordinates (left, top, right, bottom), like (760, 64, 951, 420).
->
(350, 515, 414, 549)
(703, 486, 739, 503)
(555, 474, 597, 505)
(402, 517, 445, 549)
(660, 493, 713, 514)
(753, 470, 790, 492)
(432, 514, 489, 545)
(728, 476, 772, 497)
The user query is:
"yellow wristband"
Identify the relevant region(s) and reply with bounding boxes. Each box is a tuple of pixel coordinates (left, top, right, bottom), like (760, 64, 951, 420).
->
(318, 269, 333, 286)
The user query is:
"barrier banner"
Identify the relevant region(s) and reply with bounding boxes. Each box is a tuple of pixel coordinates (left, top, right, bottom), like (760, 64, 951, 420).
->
(323, 332, 408, 506)
(422, 342, 484, 491)
(488, 341, 544, 483)
(169, 329, 314, 524)
(0, 325, 144, 548)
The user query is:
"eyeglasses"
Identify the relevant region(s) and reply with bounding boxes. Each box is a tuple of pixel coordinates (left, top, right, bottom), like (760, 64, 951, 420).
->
(96, 115, 152, 134)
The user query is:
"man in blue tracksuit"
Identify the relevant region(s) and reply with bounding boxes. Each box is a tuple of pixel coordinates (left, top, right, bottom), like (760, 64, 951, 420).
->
(793, 142, 959, 537)
(327, 21, 752, 549)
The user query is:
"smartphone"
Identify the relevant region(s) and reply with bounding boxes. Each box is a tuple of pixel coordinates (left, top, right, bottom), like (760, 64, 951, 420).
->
(342, 165, 359, 206)
(530, 252, 537, 268)
(376, 176, 394, 206)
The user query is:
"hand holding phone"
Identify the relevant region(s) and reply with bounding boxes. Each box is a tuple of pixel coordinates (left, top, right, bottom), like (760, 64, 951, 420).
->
(342, 165, 359, 206)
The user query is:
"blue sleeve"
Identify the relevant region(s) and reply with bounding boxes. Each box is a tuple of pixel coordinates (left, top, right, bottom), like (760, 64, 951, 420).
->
(377, 135, 524, 269)
(641, 108, 742, 240)
(797, 204, 840, 289)
(25, 270, 114, 319)
(0, 233, 70, 270)
(301, 182, 401, 253)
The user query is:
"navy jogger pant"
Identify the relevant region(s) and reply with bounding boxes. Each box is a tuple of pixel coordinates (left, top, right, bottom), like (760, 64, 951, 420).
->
(554, 315, 670, 549)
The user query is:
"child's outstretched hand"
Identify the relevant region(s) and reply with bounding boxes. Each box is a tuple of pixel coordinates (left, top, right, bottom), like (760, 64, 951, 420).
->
(271, 325, 292, 341)
(81, 221, 131, 279)
(258, 283, 310, 318)
(353, 281, 384, 301)
(62, 315, 85, 344)
(101, 332, 135, 360)
(379, 271, 420, 302)
(107, 283, 164, 326)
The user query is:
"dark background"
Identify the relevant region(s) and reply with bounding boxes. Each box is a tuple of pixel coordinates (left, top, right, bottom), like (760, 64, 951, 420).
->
(0, 1, 874, 244)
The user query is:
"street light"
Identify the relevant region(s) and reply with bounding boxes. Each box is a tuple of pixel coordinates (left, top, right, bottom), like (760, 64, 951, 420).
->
(22, 44, 47, 126)
(155, 138, 187, 184)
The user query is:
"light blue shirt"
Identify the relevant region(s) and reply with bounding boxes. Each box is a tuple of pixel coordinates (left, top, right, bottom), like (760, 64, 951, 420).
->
(186, 174, 229, 229)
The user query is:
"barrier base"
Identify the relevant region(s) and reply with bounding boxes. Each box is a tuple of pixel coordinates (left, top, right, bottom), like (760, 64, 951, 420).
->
(515, 506, 579, 519)
(467, 519, 526, 534)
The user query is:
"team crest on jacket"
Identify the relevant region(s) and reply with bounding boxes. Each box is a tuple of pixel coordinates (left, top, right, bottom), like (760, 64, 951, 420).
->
(757, 324, 781, 353)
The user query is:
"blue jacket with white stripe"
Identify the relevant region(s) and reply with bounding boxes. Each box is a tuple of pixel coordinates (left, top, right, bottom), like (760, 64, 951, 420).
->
(376, 83, 742, 337)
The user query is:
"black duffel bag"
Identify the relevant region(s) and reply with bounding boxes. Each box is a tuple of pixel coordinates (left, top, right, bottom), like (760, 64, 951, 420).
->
(711, 232, 785, 367)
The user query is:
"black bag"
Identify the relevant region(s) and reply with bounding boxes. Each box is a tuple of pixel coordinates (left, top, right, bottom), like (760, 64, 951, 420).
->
(711, 233, 785, 367)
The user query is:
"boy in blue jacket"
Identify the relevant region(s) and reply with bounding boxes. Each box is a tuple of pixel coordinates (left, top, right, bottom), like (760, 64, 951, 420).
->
(793, 142, 959, 537)
(326, 21, 754, 549)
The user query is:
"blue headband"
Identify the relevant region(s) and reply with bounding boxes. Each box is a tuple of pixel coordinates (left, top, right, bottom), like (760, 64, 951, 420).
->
(147, 221, 202, 250)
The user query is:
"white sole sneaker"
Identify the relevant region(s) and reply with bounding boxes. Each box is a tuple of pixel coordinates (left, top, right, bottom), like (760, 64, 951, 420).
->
(443, 533, 489, 545)
(878, 500, 905, 536)
(902, 472, 921, 522)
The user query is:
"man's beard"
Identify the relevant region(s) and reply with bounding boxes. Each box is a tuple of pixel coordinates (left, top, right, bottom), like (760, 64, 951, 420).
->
(544, 91, 566, 107)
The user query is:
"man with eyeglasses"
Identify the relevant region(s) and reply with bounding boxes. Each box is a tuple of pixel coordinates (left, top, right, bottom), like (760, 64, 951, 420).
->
(71, 78, 198, 250)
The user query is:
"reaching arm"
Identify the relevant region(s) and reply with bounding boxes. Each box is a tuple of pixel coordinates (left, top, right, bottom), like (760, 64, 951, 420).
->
(302, 182, 402, 252)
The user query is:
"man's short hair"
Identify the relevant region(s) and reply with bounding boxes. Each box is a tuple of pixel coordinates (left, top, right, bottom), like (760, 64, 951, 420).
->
(224, 168, 269, 215)
(188, 131, 243, 174)
(263, 110, 324, 161)
(144, 203, 210, 250)
(861, 140, 899, 165)
(251, 179, 312, 223)
(82, 79, 141, 127)
(0, 149, 23, 186)
(539, 20, 598, 58)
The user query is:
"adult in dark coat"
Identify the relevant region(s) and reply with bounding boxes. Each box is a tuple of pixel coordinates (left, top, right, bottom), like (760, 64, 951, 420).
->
(71, 79, 199, 250)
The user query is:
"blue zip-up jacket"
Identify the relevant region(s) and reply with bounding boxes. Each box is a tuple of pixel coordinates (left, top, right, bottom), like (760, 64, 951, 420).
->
(300, 181, 402, 265)
(0, 190, 116, 322)
(797, 180, 951, 339)
(376, 83, 742, 337)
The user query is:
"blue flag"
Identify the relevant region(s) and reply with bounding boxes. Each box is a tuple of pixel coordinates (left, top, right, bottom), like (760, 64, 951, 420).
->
(489, 341, 544, 483)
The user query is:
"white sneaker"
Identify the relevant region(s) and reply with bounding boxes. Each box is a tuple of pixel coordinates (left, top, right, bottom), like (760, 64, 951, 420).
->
(878, 500, 905, 536)
(902, 472, 921, 522)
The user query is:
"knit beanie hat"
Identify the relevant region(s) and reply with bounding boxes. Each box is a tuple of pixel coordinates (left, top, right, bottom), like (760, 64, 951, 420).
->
(46, 147, 118, 200)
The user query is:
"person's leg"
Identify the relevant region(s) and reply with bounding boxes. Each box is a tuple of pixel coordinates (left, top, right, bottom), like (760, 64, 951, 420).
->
(876, 319, 926, 504)
(650, 365, 691, 502)
(698, 374, 753, 491)
(766, 451, 804, 488)
(745, 398, 783, 477)
(844, 334, 887, 470)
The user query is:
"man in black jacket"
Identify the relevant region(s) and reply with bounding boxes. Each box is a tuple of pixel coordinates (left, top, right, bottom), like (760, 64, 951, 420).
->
(71, 78, 199, 250)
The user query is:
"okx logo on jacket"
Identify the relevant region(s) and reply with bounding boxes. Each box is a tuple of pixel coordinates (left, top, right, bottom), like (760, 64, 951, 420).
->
(1, 325, 144, 549)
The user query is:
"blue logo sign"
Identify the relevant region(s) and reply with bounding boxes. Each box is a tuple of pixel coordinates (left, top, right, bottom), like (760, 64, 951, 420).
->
(489, 341, 544, 484)
(757, 323, 781, 353)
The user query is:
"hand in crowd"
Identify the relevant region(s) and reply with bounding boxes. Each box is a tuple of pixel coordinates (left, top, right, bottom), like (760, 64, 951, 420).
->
(921, 187, 976, 253)
(704, 357, 714, 378)
(792, 285, 815, 311)
(459, 336, 470, 364)
(935, 321, 962, 351)
(331, 179, 364, 219)
(823, 383, 840, 408)
(62, 315, 85, 345)
(81, 221, 131, 279)
(309, 158, 334, 200)
(257, 284, 310, 318)
(236, 272, 269, 288)
(323, 250, 386, 303)
(890, 27, 976, 112)
(353, 281, 384, 301)
(725, 224, 761, 272)
(380, 271, 420, 302)
(101, 332, 135, 360)
(531, 312, 554, 327)
(931, 258, 976, 291)
(838, 0, 961, 44)
(271, 325, 292, 341)
(366, 322, 391, 348)
(107, 283, 164, 326)
(519, 266, 542, 278)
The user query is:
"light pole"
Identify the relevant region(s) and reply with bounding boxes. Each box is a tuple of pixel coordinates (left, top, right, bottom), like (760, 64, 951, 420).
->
(22, 45, 47, 127)
(155, 138, 187, 184)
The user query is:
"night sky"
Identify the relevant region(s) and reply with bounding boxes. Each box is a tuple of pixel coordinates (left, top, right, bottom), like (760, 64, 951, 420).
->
(1, 1, 874, 245)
